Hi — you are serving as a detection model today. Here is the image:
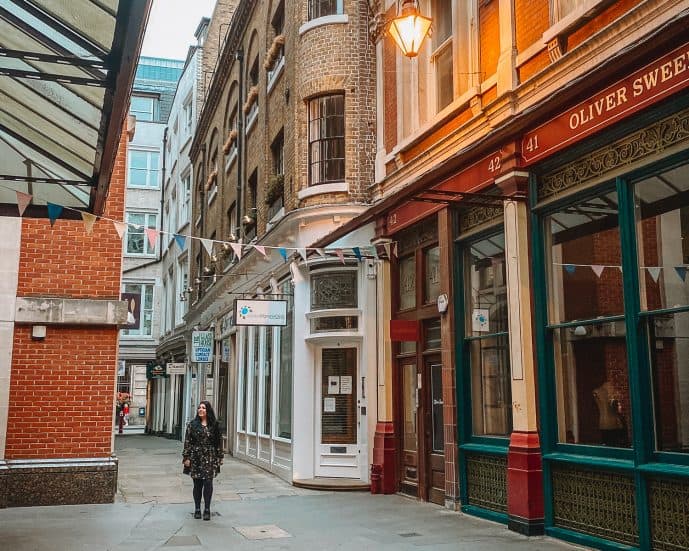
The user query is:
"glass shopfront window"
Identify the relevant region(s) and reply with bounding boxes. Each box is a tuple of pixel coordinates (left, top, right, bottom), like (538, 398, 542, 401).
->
(547, 191, 624, 324)
(545, 191, 632, 448)
(464, 232, 512, 438)
(277, 280, 293, 439)
(634, 162, 689, 455)
(424, 246, 441, 304)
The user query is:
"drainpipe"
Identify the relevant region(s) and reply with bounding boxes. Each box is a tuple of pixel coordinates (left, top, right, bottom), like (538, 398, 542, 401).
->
(159, 126, 168, 262)
(235, 48, 244, 239)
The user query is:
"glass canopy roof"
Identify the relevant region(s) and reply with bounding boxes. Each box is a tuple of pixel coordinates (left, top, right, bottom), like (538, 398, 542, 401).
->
(0, 0, 150, 217)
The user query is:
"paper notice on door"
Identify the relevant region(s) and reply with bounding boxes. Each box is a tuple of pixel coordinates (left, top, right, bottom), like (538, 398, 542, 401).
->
(323, 397, 336, 412)
(328, 375, 340, 394)
(340, 375, 352, 395)
(472, 308, 490, 332)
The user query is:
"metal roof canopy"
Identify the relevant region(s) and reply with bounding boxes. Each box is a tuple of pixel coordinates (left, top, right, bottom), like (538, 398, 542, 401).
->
(0, 0, 151, 218)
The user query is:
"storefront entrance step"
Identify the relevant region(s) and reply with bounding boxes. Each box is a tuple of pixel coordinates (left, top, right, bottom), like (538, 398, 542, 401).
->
(293, 478, 370, 491)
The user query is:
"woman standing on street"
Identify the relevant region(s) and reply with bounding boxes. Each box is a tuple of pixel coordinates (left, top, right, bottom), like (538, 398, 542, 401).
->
(182, 401, 223, 520)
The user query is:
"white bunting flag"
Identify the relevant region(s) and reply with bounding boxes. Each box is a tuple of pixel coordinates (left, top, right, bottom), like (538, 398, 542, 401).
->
(316, 248, 327, 258)
(591, 265, 604, 278)
(647, 267, 662, 283)
(200, 238, 214, 256)
(113, 221, 127, 239)
(254, 245, 267, 258)
(297, 248, 308, 263)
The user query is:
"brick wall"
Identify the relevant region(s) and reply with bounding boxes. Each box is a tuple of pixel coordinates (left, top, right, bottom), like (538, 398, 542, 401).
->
(6, 127, 127, 459)
(6, 326, 118, 458)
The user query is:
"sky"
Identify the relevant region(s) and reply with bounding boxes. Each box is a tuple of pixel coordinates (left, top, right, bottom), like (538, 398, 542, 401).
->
(141, 0, 217, 61)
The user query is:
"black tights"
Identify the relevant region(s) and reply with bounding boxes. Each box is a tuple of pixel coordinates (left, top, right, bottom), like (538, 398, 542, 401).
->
(192, 478, 213, 511)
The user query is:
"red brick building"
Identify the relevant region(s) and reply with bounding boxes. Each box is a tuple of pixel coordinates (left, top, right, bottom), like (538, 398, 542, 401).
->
(0, 1, 150, 507)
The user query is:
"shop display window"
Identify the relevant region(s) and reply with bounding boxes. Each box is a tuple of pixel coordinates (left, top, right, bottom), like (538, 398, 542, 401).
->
(634, 162, 689, 454)
(464, 232, 512, 437)
(545, 191, 632, 448)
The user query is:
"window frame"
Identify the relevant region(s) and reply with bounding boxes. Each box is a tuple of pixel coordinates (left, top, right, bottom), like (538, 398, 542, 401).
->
(308, 0, 343, 20)
(127, 149, 161, 189)
(308, 93, 345, 186)
(120, 281, 155, 338)
(125, 211, 158, 257)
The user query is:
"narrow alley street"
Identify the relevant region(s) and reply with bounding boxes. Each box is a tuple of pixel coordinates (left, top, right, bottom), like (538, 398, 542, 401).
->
(0, 434, 585, 550)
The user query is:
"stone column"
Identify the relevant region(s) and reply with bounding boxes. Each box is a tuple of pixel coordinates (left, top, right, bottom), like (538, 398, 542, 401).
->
(438, 208, 459, 509)
(371, 237, 396, 493)
(497, 170, 544, 535)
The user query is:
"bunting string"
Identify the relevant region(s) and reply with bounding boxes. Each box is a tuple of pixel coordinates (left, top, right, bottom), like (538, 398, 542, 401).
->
(5, 185, 396, 262)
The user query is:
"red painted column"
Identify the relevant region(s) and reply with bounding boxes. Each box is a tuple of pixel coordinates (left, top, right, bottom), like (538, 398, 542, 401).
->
(371, 421, 397, 494)
(507, 431, 544, 535)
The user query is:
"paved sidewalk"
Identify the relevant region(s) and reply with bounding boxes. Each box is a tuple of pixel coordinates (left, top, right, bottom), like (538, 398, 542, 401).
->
(0, 434, 588, 551)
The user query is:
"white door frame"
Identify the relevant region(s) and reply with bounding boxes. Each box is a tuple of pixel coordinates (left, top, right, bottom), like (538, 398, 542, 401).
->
(314, 343, 361, 478)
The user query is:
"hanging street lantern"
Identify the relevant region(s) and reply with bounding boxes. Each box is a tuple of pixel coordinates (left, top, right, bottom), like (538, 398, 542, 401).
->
(387, 0, 432, 58)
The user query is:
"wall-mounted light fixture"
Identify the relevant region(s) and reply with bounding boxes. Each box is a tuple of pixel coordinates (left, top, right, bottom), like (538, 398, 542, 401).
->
(388, 0, 432, 58)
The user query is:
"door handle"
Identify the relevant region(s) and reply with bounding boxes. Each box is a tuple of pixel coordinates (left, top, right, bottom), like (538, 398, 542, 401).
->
(432, 399, 444, 406)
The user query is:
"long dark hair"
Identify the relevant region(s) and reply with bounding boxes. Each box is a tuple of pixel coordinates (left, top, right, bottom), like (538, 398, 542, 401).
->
(196, 400, 221, 446)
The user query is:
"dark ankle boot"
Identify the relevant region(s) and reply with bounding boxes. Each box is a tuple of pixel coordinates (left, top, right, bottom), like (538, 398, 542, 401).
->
(203, 509, 211, 521)
(194, 509, 201, 519)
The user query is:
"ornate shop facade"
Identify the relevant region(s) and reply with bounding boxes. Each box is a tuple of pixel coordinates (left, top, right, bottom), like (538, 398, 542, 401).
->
(346, 1, 689, 549)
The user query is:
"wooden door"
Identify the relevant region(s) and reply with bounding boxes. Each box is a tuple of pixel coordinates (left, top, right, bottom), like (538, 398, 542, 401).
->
(398, 360, 419, 496)
(425, 360, 445, 505)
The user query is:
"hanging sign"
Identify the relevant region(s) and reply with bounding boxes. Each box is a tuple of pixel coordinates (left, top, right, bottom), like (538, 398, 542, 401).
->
(522, 41, 689, 165)
(166, 362, 187, 375)
(390, 319, 419, 342)
(191, 331, 214, 362)
(235, 299, 287, 326)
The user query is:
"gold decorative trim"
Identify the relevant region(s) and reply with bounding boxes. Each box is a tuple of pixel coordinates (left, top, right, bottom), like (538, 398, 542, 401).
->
(466, 453, 507, 513)
(551, 463, 638, 546)
(459, 205, 504, 233)
(539, 107, 689, 201)
(649, 477, 689, 551)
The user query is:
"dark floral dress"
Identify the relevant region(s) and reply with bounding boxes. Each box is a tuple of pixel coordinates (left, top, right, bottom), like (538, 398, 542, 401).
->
(182, 419, 223, 479)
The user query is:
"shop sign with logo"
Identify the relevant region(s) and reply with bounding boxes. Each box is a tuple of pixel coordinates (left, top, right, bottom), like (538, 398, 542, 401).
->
(191, 331, 214, 362)
(166, 362, 187, 375)
(235, 299, 287, 326)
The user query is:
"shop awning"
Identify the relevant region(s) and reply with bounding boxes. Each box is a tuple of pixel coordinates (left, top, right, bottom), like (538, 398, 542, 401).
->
(0, 0, 151, 217)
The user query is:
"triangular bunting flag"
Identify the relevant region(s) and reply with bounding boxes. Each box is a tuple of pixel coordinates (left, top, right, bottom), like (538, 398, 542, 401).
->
(174, 234, 187, 251)
(145, 228, 158, 249)
(316, 248, 327, 258)
(290, 260, 304, 283)
(279, 248, 288, 262)
(230, 242, 243, 260)
(353, 247, 362, 261)
(16, 191, 32, 216)
(200, 238, 214, 256)
(647, 267, 662, 283)
(675, 266, 688, 282)
(564, 264, 576, 274)
(369, 245, 379, 259)
(383, 243, 391, 259)
(81, 212, 97, 234)
(297, 248, 308, 263)
(113, 221, 127, 239)
(335, 248, 345, 264)
(47, 202, 62, 227)
(591, 265, 604, 278)
(254, 245, 267, 258)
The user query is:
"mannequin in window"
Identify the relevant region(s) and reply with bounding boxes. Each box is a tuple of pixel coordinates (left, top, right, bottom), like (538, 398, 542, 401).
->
(593, 381, 628, 447)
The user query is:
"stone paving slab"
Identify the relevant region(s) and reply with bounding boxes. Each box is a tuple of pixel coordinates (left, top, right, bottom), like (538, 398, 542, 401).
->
(0, 435, 589, 551)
